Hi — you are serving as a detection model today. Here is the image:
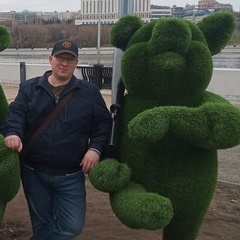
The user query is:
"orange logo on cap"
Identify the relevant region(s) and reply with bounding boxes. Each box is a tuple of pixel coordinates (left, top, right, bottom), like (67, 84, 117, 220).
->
(62, 41, 72, 49)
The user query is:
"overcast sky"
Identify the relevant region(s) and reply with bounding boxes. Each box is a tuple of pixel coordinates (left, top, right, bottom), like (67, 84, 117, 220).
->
(0, 1, 239, 12)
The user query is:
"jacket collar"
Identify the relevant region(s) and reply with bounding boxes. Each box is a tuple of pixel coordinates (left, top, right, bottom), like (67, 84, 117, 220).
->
(37, 70, 81, 91)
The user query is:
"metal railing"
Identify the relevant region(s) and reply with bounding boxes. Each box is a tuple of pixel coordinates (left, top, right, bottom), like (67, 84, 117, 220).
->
(77, 65, 112, 90)
(20, 62, 113, 90)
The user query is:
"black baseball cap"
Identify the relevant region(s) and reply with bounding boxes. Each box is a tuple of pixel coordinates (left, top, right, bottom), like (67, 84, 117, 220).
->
(51, 39, 78, 58)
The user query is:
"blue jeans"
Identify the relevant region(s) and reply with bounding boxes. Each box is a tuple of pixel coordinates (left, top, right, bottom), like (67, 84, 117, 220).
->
(21, 164, 86, 240)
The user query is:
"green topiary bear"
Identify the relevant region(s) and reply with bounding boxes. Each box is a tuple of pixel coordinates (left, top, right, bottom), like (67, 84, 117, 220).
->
(0, 25, 20, 222)
(89, 12, 240, 239)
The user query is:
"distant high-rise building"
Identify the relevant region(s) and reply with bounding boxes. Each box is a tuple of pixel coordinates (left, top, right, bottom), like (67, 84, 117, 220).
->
(76, 0, 150, 25)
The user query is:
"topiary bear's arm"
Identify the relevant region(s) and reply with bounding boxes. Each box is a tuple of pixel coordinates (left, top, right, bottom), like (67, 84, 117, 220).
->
(0, 135, 20, 222)
(172, 103, 240, 149)
(128, 101, 240, 150)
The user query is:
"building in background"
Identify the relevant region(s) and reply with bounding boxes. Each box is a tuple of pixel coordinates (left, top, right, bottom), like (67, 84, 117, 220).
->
(76, 0, 118, 25)
(0, 0, 235, 25)
(0, 9, 80, 24)
(0, 11, 16, 21)
(150, 5, 172, 21)
(75, 0, 151, 25)
(198, 0, 233, 11)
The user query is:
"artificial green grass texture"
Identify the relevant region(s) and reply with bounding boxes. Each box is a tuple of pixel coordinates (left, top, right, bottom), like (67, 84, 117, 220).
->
(121, 41, 213, 101)
(0, 201, 6, 224)
(109, 15, 143, 51)
(0, 135, 20, 222)
(0, 25, 11, 52)
(128, 101, 240, 149)
(0, 138, 20, 203)
(0, 85, 20, 223)
(0, 21, 20, 224)
(0, 85, 8, 126)
(89, 13, 240, 240)
(89, 159, 132, 193)
(110, 182, 173, 230)
(197, 12, 236, 56)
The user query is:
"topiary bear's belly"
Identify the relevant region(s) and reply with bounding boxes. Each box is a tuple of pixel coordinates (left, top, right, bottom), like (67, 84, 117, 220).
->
(118, 97, 218, 203)
(119, 133, 218, 214)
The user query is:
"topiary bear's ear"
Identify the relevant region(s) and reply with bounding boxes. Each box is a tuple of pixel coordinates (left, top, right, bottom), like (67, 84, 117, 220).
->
(197, 12, 236, 56)
(109, 15, 143, 51)
(0, 25, 11, 52)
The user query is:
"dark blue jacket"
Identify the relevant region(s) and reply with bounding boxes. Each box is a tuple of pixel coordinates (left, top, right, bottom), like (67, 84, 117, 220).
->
(1, 71, 112, 174)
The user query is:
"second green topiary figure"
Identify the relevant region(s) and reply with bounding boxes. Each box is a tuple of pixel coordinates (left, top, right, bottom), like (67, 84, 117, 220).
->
(0, 25, 20, 222)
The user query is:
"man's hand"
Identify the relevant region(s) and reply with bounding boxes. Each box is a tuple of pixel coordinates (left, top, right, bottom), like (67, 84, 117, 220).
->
(80, 149, 100, 174)
(4, 135, 23, 152)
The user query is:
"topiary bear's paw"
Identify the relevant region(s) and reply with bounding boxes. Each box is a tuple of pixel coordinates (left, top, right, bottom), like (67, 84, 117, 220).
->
(171, 102, 240, 149)
(110, 182, 173, 230)
(89, 159, 132, 193)
(128, 108, 170, 142)
(199, 102, 240, 149)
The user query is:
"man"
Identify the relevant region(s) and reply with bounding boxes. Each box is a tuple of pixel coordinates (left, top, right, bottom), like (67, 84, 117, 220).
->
(1, 39, 112, 239)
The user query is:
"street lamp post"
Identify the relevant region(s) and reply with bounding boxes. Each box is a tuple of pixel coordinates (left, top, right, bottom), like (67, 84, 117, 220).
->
(108, 0, 133, 157)
(94, 0, 103, 89)
(97, 0, 102, 64)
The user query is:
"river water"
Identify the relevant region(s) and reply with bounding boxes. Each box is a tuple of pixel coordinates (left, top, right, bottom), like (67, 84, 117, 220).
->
(0, 48, 240, 101)
(0, 48, 240, 68)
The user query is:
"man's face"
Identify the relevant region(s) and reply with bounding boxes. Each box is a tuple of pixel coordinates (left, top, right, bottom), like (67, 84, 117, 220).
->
(49, 53, 79, 80)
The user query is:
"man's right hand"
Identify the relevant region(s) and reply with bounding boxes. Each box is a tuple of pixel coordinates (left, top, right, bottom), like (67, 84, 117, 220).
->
(4, 135, 23, 152)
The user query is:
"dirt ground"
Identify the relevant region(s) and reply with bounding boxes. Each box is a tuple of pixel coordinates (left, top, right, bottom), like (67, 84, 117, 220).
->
(0, 179, 239, 240)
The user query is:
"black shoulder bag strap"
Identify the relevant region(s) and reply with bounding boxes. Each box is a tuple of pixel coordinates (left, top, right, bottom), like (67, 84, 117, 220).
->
(21, 88, 76, 156)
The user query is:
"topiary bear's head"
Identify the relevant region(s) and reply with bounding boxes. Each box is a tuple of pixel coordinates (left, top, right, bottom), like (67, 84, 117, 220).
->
(109, 13, 236, 104)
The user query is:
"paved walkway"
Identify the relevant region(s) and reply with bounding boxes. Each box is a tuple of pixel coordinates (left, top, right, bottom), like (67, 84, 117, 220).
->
(1, 83, 240, 186)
